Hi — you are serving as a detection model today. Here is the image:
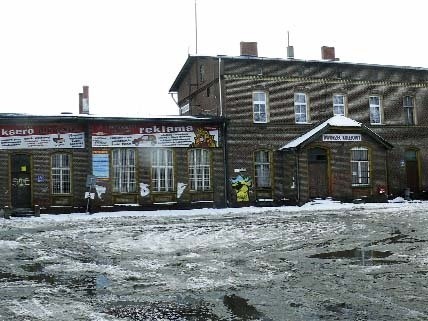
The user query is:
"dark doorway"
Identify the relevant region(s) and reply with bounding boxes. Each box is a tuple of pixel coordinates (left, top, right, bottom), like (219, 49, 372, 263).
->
(308, 148, 329, 198)
(11, 154, 32, 209)
(405, 150, 419, 193)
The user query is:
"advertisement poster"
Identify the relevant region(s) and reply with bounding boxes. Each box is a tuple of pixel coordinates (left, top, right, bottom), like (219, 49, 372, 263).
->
(91, 123, 219, 148)
(0, 125, 85, 149)
(92, 151, 110, 178)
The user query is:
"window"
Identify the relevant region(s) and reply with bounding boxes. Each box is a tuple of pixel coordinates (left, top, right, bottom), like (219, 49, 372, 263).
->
(333, 94, 346, 116)
(188, 149, 211, 191)
(199, 64, 205, 82)
(369, 96, 382, 124)
(253, 91, 268, 123)
(351, 147, 370, 186)
(404, 96, 415, 125)
(294, 93, 308, 123)
(152, 149, 174, 192)
(112, 149, 136, 193)
(254, 150, 271, 188)
(51, 153, 71, 194)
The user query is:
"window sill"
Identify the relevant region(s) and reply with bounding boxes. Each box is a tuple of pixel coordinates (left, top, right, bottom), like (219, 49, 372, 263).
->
(352, 184, 371, 188)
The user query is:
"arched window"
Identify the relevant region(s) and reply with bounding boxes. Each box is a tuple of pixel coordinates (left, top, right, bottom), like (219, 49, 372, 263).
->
(188, 149, 211, 191)
(51, 153, 71, 194)
(351, 147, 370, 186)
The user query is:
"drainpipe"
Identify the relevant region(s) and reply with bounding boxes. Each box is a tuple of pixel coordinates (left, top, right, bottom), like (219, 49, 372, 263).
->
(218, 57, 228, 207)
(222, 120, 229, 207)
(218, 57, 223, 117)
(295, 150, 301, 203)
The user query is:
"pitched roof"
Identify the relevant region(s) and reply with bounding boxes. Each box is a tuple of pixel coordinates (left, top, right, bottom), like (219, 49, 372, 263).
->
(279, 115, 393, 150)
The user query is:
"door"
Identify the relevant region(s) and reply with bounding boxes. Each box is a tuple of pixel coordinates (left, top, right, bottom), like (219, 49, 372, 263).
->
(308, 148, 328, 198)
(11, 154, 32, 208)
(405, 150, 419, 193)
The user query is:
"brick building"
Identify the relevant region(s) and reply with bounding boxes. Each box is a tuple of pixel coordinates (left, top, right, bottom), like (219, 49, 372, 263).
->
(169, 43, 428, 205)
(0, 98, 226, 214)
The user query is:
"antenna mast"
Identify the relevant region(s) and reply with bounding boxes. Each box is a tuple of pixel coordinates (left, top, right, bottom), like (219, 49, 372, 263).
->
(194, 0, 198, 54)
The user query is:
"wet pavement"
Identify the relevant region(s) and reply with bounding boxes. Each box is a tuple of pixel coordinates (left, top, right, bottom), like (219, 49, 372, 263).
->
(1, 203, 428, 320)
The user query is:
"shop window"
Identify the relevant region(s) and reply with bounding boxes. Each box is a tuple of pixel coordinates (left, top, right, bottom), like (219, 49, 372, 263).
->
(253, 91, 269, 123)
(152, 149, 174, 192)
(112, 149, 136, 193)
(351, 147, 370, 186)
(333, 94, 346, 116)
(294, 93, 308, 123)
(188, 149, 211, 191)
(51, 153, 71, 194)
(403, 96, 415, 125)
(254, 150, 271, 188)
(369, 95, 382, 124)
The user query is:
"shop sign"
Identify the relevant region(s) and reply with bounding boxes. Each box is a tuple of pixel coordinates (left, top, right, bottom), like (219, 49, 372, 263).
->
(0, 125, 85, 149)
(91, 123, 219, 148)
(322, 134, 361, 142)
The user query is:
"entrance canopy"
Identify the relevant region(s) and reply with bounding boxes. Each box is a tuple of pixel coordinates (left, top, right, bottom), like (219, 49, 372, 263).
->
(279, 115, 393, 151)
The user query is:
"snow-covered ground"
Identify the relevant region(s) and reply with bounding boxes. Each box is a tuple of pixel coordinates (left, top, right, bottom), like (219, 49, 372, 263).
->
(1, 200, 428, 320)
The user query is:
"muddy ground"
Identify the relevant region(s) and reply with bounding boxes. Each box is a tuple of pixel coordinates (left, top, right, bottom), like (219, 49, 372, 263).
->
(1, 203, 428, 320)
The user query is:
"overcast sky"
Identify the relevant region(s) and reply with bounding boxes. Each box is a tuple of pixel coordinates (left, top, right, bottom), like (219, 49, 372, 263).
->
(1, 0, 427, 116)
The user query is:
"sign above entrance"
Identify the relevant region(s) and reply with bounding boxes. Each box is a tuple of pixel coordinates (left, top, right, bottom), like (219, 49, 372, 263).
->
(322, 134, 362, 142)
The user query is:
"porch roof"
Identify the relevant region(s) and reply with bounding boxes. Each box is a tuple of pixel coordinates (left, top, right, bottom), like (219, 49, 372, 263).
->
(279, 115, 393, 151)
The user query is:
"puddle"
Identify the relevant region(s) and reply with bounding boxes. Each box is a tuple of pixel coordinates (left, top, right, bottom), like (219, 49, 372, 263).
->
(69, 274, 111, 296)
(223, 294, 263, 320)
(309, 248, 406, 266)
(106, 301, 223, 321)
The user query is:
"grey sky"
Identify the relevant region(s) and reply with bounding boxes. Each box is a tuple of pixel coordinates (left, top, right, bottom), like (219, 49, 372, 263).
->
(0, 0, 426, 116)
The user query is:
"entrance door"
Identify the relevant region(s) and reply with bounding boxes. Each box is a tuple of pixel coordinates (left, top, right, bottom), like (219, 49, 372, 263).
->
(11, 154, 32, 208)
(405, 150, 419, 193)
(308, 148, 328, 198)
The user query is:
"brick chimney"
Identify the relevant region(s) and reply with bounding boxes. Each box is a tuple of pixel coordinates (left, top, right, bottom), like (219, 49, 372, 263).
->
(240, 41, 258, 57)
(321, 46, 336, 60)
(79, 86, 89, 114)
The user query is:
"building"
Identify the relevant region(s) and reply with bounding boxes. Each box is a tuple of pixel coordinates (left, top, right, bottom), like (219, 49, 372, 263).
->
(0, 88, 226, 214)
(169, 43, 428, 205)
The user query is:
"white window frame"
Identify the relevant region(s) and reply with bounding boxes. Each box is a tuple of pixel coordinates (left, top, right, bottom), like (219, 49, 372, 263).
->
(294, 93, 309, 123)
(403, 96, 415, 125)
(51, 153, 71, 195)
(188, 149, 211, 191)
(351, 147, 370, 186)
(152, 149, 174, 192)
(333, 94, 346, 116)
(369, 95, 382, 125)
(112, 149, 137, 193)
(254, 150, 271, 188)
(253, 91, 268, 123)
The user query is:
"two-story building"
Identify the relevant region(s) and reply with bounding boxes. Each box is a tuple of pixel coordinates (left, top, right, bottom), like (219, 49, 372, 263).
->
(170, 43, 428, 205)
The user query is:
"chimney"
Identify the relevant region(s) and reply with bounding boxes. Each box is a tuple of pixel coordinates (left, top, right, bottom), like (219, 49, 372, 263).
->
(321, 46, 336, 61)
(240, 41, 258, 57)
(79, 86, 89, 114)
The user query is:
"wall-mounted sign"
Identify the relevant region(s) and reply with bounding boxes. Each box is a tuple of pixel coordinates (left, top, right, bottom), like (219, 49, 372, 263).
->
(0, 125, 85, 149)
(91, 123, 219, 148)
(322, 134, 362, 142)
(92, 151, 110, 178)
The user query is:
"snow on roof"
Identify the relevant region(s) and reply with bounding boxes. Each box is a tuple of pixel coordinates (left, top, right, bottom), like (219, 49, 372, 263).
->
(279, 115, 362, 150)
